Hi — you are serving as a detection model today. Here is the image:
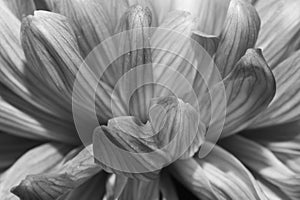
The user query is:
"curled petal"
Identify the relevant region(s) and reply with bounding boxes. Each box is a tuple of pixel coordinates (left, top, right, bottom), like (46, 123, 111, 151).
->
(250, 50, 300, 128)
(0, 144, 71, 199)
(222, 135, 300, 200)
(214, 0, 260, 77)
(221, 49, 275, 137)
(255, 0, 300, 68)
(206, 49, 275, 139)
(11, 145, 102, 200)
(93, 96, 204, 180)
(170, 143, 267, 200)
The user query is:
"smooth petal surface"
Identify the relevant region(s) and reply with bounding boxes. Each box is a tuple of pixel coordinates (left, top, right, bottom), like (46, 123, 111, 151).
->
(170, 143, 267, 200)
(214, 0, 260, 78)
(0, 144, 71, 200)
(11, 145, 102, 200)
(250, 50, 300, 128)
(255, 0, 300, 68)
(93, 96, 204, 180)
(222, 135, 300, 200)
(0, 132, 39, 172)
(207, 49, 275, 139)
(55, 0, 112, 57)
(0, 0, 35, 20)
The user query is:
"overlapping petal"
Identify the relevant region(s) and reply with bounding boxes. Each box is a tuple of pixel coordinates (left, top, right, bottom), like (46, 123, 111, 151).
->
(0, 97, 78, 143)
(149, 0, 229, 34)
(93, 96, 204, 180)
(0, 143, 71, 200)
(54, 0, 113, 57)
(170, 143, 268, 200)
(243, 120, 300, 174)
(0, 0, 35, 20)
(250, 50, 300, 128)
(56, 172, 107, 200)
(203, 49, 275, 139)
(254, 0, 300, 68)
(0, 132, 39, 172)
(11, 145, 102, 200)
(222, 135, 300, 200)
(214, 0, 261, 78)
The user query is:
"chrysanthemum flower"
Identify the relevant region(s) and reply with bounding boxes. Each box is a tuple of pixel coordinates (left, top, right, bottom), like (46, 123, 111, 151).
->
(0, 0, 299, 199)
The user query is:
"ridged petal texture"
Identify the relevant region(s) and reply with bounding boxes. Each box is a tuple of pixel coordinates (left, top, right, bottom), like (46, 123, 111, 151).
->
(222, 136, 300, 200)
(93, 96, 205, 180)
(170, 143, 268, 200)
(11, 145, 104, 200)
(254, 0, 300, 68)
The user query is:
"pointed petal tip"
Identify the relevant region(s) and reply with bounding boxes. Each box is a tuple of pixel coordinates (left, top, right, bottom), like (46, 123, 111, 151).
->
(127, 4, 152, 27)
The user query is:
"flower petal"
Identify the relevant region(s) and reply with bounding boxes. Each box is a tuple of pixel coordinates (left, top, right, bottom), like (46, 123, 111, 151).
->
(150, 0, 229, 34)
(0, 132, 39, 172)
(0, 143, 71, 199)
(222, 135, 300, 200)
(194, 0, 230, 35)
(250, 50, 300, 128)
(0, 97, 79, 143)
(55, 0, 112, 57)
(256, 176, 290, 200)
(243, 120, 300, 174)
(148, 0, 172, 25)
(170, 143, 268, 200)
(21, 11, 81, 102)
(114, 4, 154, 122)
(11, 145, 102, 200)
(56, 172, 107, 200)
(208, 49, 275, 138)
(214, 0, 260, 78)
(151, 11, 209, 101)
(0, 6, 77, 127)
(93, 96, 204, 180)
(1, 0, 35, 20)
(118, 178, 160, 200)
(192, 31, 219, 56)
(255, 0, 300, 68)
